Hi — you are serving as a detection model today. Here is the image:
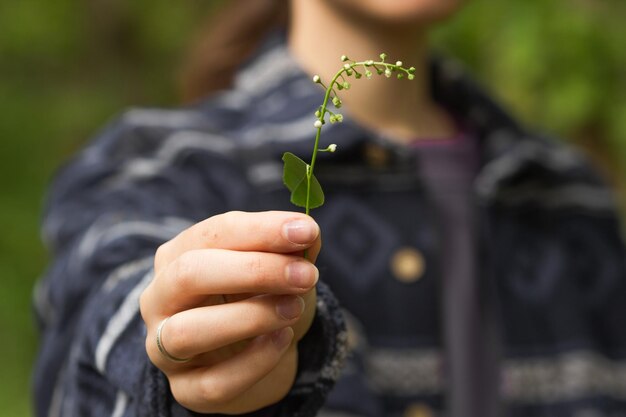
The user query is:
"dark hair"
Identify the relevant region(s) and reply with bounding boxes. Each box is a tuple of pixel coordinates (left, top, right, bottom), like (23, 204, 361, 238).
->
(178, 0, 288, 103)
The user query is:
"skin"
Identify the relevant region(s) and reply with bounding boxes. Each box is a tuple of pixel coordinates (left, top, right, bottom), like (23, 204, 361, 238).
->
(140, 211, 321, 413)
(140, 0, 464, 413)
(289, 0, 464, 142)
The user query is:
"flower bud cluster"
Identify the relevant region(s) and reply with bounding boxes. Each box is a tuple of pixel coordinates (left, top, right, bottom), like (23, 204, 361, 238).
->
(311, 53, 416, 132)
(329, 114, 343, 123)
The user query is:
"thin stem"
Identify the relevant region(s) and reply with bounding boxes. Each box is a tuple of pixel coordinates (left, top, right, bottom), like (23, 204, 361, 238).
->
(306, 66, 347, 214)
(305, 59, 414, 214)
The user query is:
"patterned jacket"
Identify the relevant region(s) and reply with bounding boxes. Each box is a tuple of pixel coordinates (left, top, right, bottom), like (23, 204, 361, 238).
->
(34, 36, 626, 417)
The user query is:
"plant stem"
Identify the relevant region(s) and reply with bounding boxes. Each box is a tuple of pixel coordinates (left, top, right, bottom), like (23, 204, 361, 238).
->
(300, 58, 414, 259)
(306, 60, 413, 214)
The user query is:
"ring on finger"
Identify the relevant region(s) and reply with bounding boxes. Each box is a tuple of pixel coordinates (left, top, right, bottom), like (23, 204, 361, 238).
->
(156, 316, 191, 363)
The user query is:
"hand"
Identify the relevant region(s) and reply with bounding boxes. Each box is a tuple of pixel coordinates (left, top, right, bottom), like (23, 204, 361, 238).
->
(139, 211, 321, 414)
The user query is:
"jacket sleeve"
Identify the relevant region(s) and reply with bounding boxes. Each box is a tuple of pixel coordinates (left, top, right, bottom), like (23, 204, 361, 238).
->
(32, 110, 347, 417)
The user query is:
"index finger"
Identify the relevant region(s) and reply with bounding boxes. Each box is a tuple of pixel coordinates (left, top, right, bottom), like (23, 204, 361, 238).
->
(155, 211, 320, 271)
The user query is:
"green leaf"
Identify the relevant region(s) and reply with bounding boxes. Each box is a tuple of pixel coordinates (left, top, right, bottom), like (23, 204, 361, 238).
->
(282, 152, 307, 191)
(282, 152, 325, 209)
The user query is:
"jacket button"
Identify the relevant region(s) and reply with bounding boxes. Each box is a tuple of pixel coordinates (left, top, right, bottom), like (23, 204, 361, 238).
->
(404, 403, 434, 417)
(390, 247, 425, 283)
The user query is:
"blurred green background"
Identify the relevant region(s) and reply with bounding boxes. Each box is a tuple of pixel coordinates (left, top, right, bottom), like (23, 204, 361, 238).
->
(0, 1, 624, 415)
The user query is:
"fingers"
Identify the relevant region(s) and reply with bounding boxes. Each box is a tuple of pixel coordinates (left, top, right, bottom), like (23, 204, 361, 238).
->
(155, 211, 321, 272)
(149, 250, 319, 314)
(154, 295, 304, 361)
(140, 211, 320, 412)
(169, 328, 296, 414)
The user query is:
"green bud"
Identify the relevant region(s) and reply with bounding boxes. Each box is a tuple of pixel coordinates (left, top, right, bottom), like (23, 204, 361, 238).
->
(379, 52, 387, 61)
(407, 74, 415, 80)
(376, 68, 384, 75)
(408, 67, 416, 74)
(342, 82, 351, 90)
(397, 73, 405, 79)
(335, 114, 344, 123)
(365, 70, 372, 78)
(332, 96, 342, 108)
(315, 110, 321, 117)
(341, 55, 348, 62)
(384, 68, 392, 78)
(329, 115, 337, 123)
(354, 72, 362, 79)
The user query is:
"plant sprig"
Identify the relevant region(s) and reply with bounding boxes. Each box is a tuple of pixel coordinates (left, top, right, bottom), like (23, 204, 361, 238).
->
(282, 53, 416, 215)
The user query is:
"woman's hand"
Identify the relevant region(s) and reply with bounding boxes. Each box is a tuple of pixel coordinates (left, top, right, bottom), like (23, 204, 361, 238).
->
(139, 211, 321, 414)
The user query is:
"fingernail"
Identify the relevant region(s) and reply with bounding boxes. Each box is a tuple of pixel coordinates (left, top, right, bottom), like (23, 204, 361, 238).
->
(286, 261, 319, 288)
(283, 220, 318, 244)
(276, 296, 305, 320)
(271, 327, 294, 349)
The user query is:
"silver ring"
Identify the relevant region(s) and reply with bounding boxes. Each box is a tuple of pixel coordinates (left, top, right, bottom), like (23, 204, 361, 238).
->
(156, 316, 191, 363)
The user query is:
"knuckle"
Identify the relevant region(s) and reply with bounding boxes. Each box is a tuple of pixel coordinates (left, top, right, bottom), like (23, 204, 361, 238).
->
(138, 289, 150, 320)
(244, 254, 281, 288)
(162, 317, 188, 356)
(198, 375, 235, 405)
(144, 333, 160, 366)
(169, 251, 200, 292)
(243, 253, 265, 277)
(156, 239, 175, 261)
(201, 211, 239, 243)
(154, 241, 173, 271)
(242, 303, 269, 333)
(169, 378, 193, 408)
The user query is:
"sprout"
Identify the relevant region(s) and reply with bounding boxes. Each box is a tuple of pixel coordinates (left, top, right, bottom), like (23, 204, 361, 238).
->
(313, 75, 321, 83)
(314, 120, 323, 129)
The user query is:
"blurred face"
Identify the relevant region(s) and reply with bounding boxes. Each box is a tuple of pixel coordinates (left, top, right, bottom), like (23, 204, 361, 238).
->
(323, 0, 465, 26)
